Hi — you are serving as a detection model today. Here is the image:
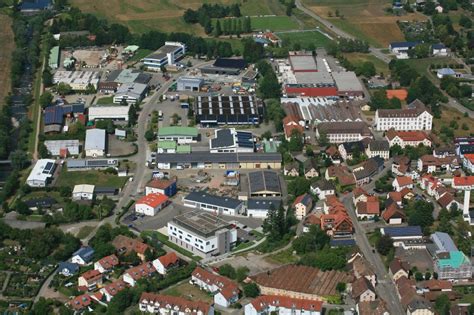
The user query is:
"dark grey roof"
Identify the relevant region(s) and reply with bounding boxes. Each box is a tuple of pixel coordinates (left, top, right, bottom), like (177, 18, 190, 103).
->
(369, 140, 389, 151)
(211, 129, 235, 148)
(311, 179, 335, 191)
(248, 171, 281, 194)
(72, 246, 94, 262)
(94, 187, 118, 194)
(247, 198, 281, 211)
(58, 262, 79, 274)
(157, 152, 281, 163)
(172, 210, 233, 238)
(342, 141, 365, 153)
(382, 226, 422, 237)
(303, 158, 318, 170)
(317, 122, 372, 136)
(353, 157, 384, 180)
(184, 191, 243, 210)
(24, 197, 57, 208)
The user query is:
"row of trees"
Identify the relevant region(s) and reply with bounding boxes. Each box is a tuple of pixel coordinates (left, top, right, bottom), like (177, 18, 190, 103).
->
(183, 3, 241, 35)
(328, 38, 370, 55)
(369, 89, 402, 110)
(213, 17, 252, 37)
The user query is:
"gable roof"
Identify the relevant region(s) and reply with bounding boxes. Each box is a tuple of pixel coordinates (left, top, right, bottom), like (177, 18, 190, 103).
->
(395, 176, 413, 187)
(386, 89, 408, 101)
(249, 295, 323, 312)
(382, 226, 422, 237)
(136, 193, 169, 208)
(73, 246, 94, 263)
(146, 179, 175, 190)
(352, 277, 375, 299)
(140, 293, 211, 314)
(382, 203, 406, 222)
(386, 129, 430, 142)
(125, 262, 156, 280)
(357, 300, 389, 315)
(157, 252, 179, 268)
(311, 178, 335, 191)
(96, 254, 119, 270)
(293, 193, 312, 207)
(80, 269, 102, 282)
(192, 267, 239, 300)
(112, 235, 149, 255)
(102, 280, 127, 297)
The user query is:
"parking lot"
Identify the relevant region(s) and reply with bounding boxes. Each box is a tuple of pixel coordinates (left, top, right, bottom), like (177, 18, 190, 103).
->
(395, 247, 434, 272)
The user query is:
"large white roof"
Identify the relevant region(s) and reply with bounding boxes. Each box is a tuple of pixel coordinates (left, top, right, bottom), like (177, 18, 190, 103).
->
(85, 129, 106, 151)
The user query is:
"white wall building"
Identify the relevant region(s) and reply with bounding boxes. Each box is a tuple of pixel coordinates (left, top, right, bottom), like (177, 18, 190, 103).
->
(26, 159, 56, 187)
(113, 83, 148, 105)
(53, 70, 100, 90)
(244, 295, 322, 315)
(85, 129, 106, 157)
(183, 191, 244, 216)
(209, 129, 254, 153)
(135, 193, 169, 216)
(316, 122, 373, 144)
(142, 42, 186, 70)
(375, 100, 432, 131)
(72, 184, 95, 201)
(167, 210, 237, 258)
(44, 140, 80, 156)
(88, 104, 130, 121)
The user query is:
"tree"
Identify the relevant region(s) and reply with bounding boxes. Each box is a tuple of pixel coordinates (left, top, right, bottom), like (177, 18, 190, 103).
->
(299, 250, 346, 270)
(32, 298, 53, 315)
(107, 288, 134, 315)
(434, 294, 451, 315)
(39, 91, 53, 108)
(258, 71, 281, 99)
(243, 283, 260, 298)
(214, 20, 222, 37)
(144, 247, 155, 261)
(38, 143, 50, 158)
(336, 282, 347, 293)
(406, 200, 434, 229)
(292, 225, 330, 254)
(235, 266, 249, 282)
(262, 204, 288, 241)
(415, 271, 424, 281)
(128, 104, 137, 127)
(318, 131, 329, 147)
(10, 150, 29, 170)
(56, 82, 72, 95)
(376, 234, 394, 255)
(218, 264, 236, 279)
(357, 62, 376, 77)
(425, 271, 431, 280)
(261, 131, 272, 140)
(42, 68, 53, 87)
(144, 129, 155, 141)
(288, 129, 303, 152)
(287, 177, 310, 196)
(15, 200, 31, 215)
(459, 15, 472, 28)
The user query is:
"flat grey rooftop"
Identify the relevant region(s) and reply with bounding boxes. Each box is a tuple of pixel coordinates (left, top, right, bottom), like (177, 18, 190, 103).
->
(172, 210, 232, 237)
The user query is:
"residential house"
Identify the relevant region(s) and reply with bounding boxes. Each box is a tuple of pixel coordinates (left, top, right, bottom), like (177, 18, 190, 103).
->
(383, 203, 406, 225)
(366, 140, 390, 160)
(389, 258, 410, 281)
(461, 153, 474, 173)
(283, 116, 304, 140)
(352, 157, 384, 186)
(69, 294, 93, 313)
(357, 299, 389, 315)
(423, 279, 453, 292)
(135, 193, 170, 216)
(432, 43, 448, 56)
(406, 299, 435, 315)
(139, 293, 213, 315)
(355, 196, 380, 220)
(393, 176, 414, 192)
(58, 262, 79, 277)
(112, 235, 150, 262)
(71, 246, 94, 265)
(349, 254, 377, 287)
(437, 192, 462, 210)
(310, 179, 335, 200)
(325, 146, 342, 163)
(293, 193, 313, 220)
(353, 187, 370, 205)
(191, 267, 240, 308)
(99, 280, 127, 303)
(94, 254, 119, 274)
(123, 262, 157, 287)
(244, 295, 323, 315)
(351, 277, 376, 303)
(320, 196, 353, 237)
(338, 141, 366, 161)
(303, 159, 319, 179)
(386, 129, 432, 148)
(303, 214, 321, 233)
(325, 165, 356, 188)
(284, 162, 300, 177)
(152, 252, 180, 275)
(78, 269, 103, 291)
(392, 156, 411, 176)
(418, 155, 459, 173)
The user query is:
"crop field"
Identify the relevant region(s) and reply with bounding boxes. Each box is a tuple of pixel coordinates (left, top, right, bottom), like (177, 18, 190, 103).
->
(70, 0, 287, 34)
(302, 0, 427, 47)
(0, 14, 14, 103)
(278, 30, 333, 49)
(343, 52, 390, 74)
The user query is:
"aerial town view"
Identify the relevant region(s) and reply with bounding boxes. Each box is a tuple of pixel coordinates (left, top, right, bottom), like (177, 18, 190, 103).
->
(0, 0, 473, 314)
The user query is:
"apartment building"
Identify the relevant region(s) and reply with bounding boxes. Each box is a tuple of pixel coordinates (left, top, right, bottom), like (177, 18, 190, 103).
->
(316, 122, 373, 144)
(375, 100, 432, 131)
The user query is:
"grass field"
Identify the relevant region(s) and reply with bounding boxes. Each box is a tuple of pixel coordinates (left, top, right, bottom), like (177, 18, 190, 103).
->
(77, 226, 95, 239)
(56, 168, 129, 188)
(70, 0, 288, 34)
(163, 282, 213, 303)
(434, 106, 474, 138)
(264, 248, 299, 265)
(96, 96, 114, 104)
(404, 57, 458, 76)
(0, 14, 14, 103)
(303, 0, 427, 47)
(250, 16, 299, 31)
(278, 30, 333, 49)
(343, 52, 390, 75)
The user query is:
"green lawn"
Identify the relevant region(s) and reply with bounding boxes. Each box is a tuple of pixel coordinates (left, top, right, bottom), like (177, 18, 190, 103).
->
(404, 57, 456, 77)
(96, 96, 114, 105)
(250, 16, 300, 31)
(142, 231, 202, 261)
(278, 30, 333, 49)
(265, 248, 299, 265)
(127, 48, 152, 63)
(77, 226, 95, 239)
(55, 168, 128, 188)
(232, 241, 255, 252)
(343, 52, 390, 75)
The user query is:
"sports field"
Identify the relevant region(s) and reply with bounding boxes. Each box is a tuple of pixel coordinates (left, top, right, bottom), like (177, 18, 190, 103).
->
(303, 0, 427, 47)
(0, 14, 14, 103)
(278, 30, 333, 49)
(250, 16, 299, 31)
(70, 0, 288, 34)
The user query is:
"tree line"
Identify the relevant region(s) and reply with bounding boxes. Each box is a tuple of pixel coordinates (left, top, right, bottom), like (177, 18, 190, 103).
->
(183, 3, 241, 35)
(213, 17, 252, 37)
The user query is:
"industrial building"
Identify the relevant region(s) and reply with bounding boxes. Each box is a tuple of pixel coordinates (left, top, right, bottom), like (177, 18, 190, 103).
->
(105, 69, 152, 85)
(156, 152, 281, 170)
(66, 159, 118, 170)
(26, 159, 56, 187)
(142, 42, 186, 70)
(157, 127, 198, 144)
(72, 184, 95, 201)
(183, 191, 244, 216)
(113, 82, 148, 105)
(43, 102, 85, 133)
(88, 104, 130, 121)
(135, 193, 169, 216)
(49, 46, 60, 69)
(44, 140, 80, 156)
(176, 77, 204, 92)
(210, 129, 254, 153)
(246, 199, 282, 218)
(85, 129, 106, 157)
(247, 171, 282, 197)
(167, 210, 238, 258)
(195, 95, 262, 126)
(200, 58, 247, 75)
(332, 71, 365, 98)
(53, 71, 100, 90)
(288, 51, 318, 72)
(316, 122, 373, 144)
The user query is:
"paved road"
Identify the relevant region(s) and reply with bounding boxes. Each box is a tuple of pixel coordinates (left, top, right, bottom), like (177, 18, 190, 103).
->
(339, 161, 405, 315)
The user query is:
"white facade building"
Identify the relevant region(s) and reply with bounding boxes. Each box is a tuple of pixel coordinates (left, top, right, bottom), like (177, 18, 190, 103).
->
(113, 83, 148, 105)
(135, 193, 169, 216)
(244, 296, 322, 315)
(375, 100, 432, 131)
(53, 70, 100, 90)
(142, 42, 186, 70)
(316, 122, 373, 144)
(44, 140, 80, 156)
(183, 191, 244, 216)
(26, 159, 56, 187)
(85, 129, 106, 157)
(72, 184, 95, 200)
(88, 104, 130, 121)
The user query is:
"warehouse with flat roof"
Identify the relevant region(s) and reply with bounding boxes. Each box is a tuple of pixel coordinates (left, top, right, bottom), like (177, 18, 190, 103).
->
(27, 159, 56, 187)
(88, 104, 130, 121)
(44, 140, 80, 156)
(49, 46, 60, 69)
(332, 71, 364, 98)
(288, 51, 318, 72)
(157, 127, 198, 144)
(183, 191, 244, 216)
(85, 129, 106, 157)
(177, 77, 204, 92)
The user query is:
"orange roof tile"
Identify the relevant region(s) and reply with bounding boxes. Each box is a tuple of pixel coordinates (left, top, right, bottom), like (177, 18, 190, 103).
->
(453, 176, 474, 187)
(250, 295, 323, 312)
(69, 294, 92, 311)
(464, 154, 474, 164)
(386, 129, 430, 142)
(125, 262, 156, 280)
(136, 193, 169, 208)
(158, 252, 180, 268)
(395, 176, 413, 187)
(96, 254, 119, 270)
(80, 269, 102, 282)
(386, 89, 408, 101)
(192, 267, 239, 300)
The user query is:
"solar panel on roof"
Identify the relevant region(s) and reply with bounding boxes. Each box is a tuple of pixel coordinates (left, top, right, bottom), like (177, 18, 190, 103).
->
(43, 162, 54, 173)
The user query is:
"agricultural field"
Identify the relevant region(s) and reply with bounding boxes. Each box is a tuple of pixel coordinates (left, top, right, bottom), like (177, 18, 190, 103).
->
(70, 0, 288, 34)
(277, 30, 333, 49)
(343, 52, 390, 75)
(302, 0, 427, 47)
(0, 14, 14, 103)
